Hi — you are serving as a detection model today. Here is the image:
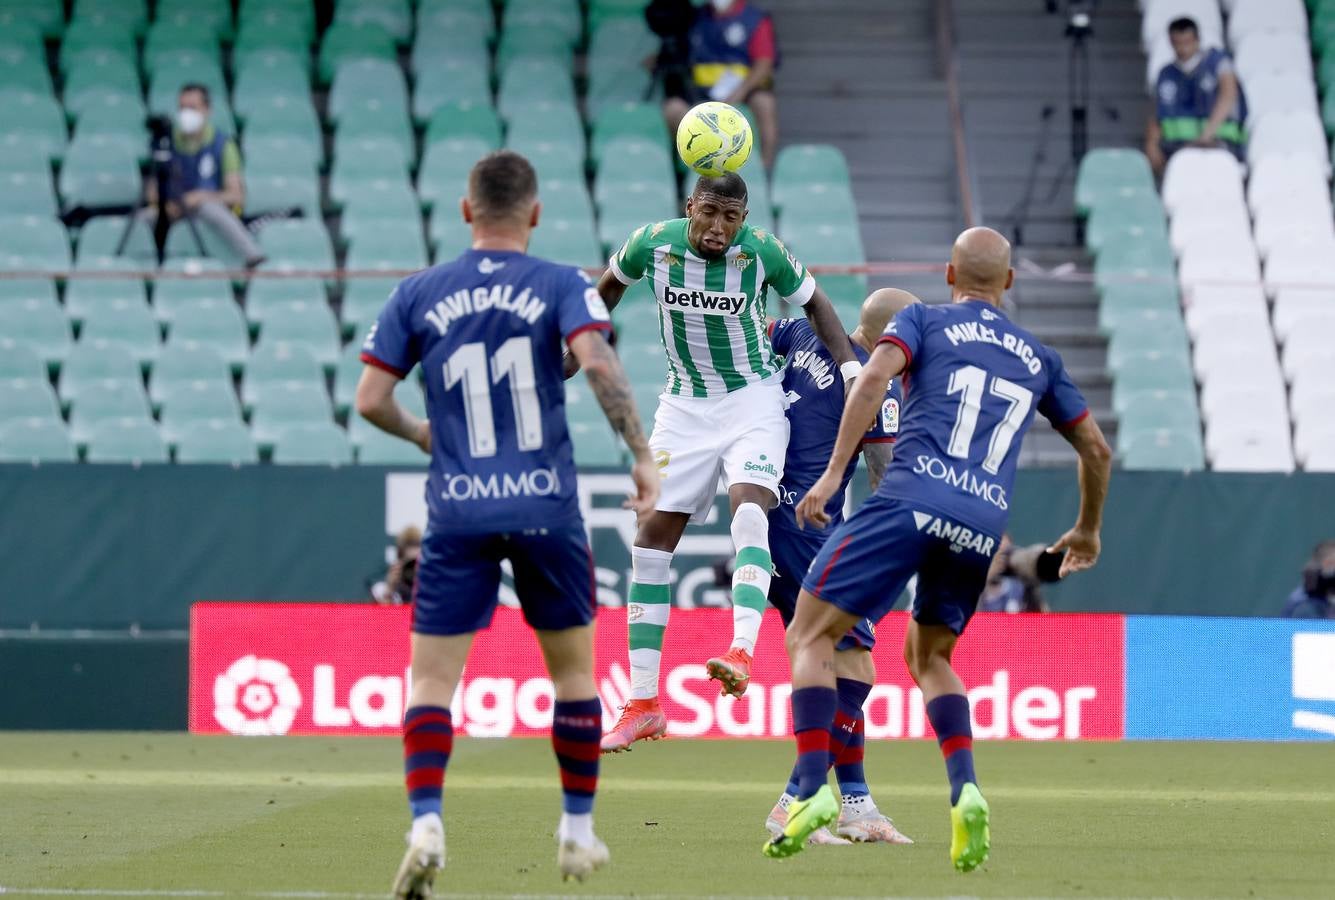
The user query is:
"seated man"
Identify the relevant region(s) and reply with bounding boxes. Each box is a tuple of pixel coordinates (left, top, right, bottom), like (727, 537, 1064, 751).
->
(1145, 16, 1247, 175)
(1282, 540, 1335, 620)
(145, 83, 265, 267)
(658, 0, 780, 170)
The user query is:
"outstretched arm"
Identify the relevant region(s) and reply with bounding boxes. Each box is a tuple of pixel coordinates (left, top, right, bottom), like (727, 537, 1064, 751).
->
(1049, 415, 1113, 577)
(801, 286, 856, 369)
(568, 329, 659, 515)
(355, 366, 430, 454)
(795, 341, 907, 528)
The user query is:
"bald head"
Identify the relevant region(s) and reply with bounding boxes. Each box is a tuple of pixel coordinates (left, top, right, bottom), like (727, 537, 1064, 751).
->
(947, 227, 1014, 303)
(859, 288, 920, 337)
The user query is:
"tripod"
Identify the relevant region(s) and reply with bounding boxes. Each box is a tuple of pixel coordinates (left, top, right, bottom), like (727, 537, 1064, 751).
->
(115, 119, 206, 263)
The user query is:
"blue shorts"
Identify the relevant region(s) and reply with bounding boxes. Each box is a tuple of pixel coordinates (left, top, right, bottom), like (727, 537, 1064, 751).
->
(768, 521, 876, 652)
(801, 495, 999, 636)
(413, 523, 595, 636)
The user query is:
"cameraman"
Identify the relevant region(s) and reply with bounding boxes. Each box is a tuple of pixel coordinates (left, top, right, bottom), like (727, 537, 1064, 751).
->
(143, 84, 265, 267)
(1282, 540, 1335, 620)
(978, 534, 1064, 614)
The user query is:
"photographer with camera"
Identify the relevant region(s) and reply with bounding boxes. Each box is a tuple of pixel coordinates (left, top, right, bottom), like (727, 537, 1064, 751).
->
(978, 534, 1066, 614)
(141, 84, 265, 268)
(369, 526, 423, 606)
(1282, 540, 1335, 620)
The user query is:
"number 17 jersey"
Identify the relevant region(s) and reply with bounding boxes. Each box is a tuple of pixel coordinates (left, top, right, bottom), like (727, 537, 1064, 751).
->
(360, 248, 613, 534)
(876, 299, 1088, 537)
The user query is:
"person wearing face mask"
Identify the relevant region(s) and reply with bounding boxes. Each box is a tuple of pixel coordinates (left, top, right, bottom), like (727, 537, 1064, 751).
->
(143, 83, 266, 268)
(658, 0, 780, 170)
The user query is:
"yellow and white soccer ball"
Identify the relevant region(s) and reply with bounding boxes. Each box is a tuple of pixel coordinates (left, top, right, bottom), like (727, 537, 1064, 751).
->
(675, 101, 753, 177)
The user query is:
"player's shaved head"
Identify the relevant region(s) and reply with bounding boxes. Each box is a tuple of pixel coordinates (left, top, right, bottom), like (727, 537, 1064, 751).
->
(860, 288, 920, 337)
(947, 227, 1014, 304)
(465, 150, 538, 225)
(691, 172, 748, 204)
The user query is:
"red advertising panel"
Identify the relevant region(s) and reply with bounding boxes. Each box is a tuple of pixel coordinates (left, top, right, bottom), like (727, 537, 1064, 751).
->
(190, 604, 1124, 739)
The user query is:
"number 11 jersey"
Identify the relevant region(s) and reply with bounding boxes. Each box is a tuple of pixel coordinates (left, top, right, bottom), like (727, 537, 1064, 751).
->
(360, 248, 613, 534)
(876, 298, 1089, 537)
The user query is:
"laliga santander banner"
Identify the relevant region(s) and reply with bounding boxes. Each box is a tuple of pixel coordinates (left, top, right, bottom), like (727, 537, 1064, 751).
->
(190, 604, 1124, 740)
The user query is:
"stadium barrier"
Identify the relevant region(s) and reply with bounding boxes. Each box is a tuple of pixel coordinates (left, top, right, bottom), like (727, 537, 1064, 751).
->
(188, 604, 1335, 741)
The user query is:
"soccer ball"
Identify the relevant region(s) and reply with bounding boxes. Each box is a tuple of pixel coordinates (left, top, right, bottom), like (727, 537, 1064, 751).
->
(675, 101, 754, 177)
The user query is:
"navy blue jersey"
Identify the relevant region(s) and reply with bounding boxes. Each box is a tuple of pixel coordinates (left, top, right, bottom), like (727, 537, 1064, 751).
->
(877, 299, 1088, 536)
(769, 317, 900, 533)
(360, 249, 613, 533)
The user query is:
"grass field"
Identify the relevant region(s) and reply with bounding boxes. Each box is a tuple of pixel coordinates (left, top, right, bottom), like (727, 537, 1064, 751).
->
(0, 734, 1332, 899)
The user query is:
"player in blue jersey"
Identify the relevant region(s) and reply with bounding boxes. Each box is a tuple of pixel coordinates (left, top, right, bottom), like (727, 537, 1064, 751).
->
(766, 228, 1113, 870)
(763, 288, 916, 847)
(355, 151, 658, 896)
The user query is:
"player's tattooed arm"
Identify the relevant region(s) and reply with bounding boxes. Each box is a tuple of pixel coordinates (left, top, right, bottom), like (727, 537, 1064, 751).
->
(801, 286, 857, 368)
(1050, 415, 1113, 578)
(355, 366, 430, 454)
(862, 441, 893, 490)
(565, 270, 633, 379)
(569, 329, 649, 458)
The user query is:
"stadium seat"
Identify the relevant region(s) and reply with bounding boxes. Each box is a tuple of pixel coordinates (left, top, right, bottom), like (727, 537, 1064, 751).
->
(1281, 330, 1335, 383)
(245, 277, 326, 324)
(1244, 71, 1319, 125)
(156, 0, 232, 42)
(149, 342, 233, 408)
(498, 58, 576, 119)
(340, 180, 421, 226)
(1161, 150, 1246, 216)
(76, 216, 154, 267)
(1226, 0, 1306, 48)
(0, 91, 67, 164)
(242, 139, 321, 185)
(528, 220, 605, 268)
(594, 137, 676, 191)
(272, 422, 354, 465)
(414, 3, 494, 54)
(357, 427, 429, 465)
(0, 297, 70, 366)
(412, 58, 493, 123)
(1235, 32, 1314, 85)
(1248, 111, 1330, 174)
(1167, 205, 1252, 257)
(0, 376, 62, 423)
(64, 276, 149, 328)
(569, 421, 627, 466)
(332, 342, 363, 414)
(346, 231, 429, 274)
(505, 0, 582, 43)
(429, 209, 474, 260)
(1074, 148, 1155, 215)
(1263, 245, 1335, 297)
(58, 339, 142, 403)
(328, 58, 409, 127)
(67, 378, 152, 441)
(143, 24, 223, 78)
(77, 299, 161, 364)
(242, 342, 324, 406)
(780, 222, 867, 267)
(175, 419, 260, 464)
(0, 416, 76, 463)
(242, 97, 323, 159)
(254, 302, 341, 368)
(1273, 291, 1335, 342)
(58, 137, 141, 210)
(0, 138, 50, 177)
(1177, 241, 1261, 295)
(243, 175, 322, 219)
(0, 3, 64, 40)
(591, 103, 667, 167)
(0, 172, 57, 218)
(773, 144, 851, 193)
(0, 338, 46, 382)
(248, 380, 334, 445)
(167, 300, 250, 369)
(233, 57, 311, 124)
(776, 183, 859, 230)
(0, 276, 56, 307)
(234, 19, 311, 67)
(258, 220, 335, 272)
(152, 267, 235, 324)
(496, 24, 575, 71)
(1247, 153, 1330, 216)
(1119, 427, 1206, 471)
(84, 417, 168, 463)
(424, 103, 503, 150)
(418, 136, 497, 210)
(157, 380, 243, 443)
(0, 215, 68, 271)
(341, 277, 398, 336)
(58, 19, 137, 76)
(318, 21, 396, 85)
(335, 0, 412, 44)
(589, 16, 658, 73)
(334, 104, 415, 162)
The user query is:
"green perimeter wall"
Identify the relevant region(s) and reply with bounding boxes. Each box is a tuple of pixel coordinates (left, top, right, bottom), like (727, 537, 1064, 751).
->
(1, 465, 1332, 629)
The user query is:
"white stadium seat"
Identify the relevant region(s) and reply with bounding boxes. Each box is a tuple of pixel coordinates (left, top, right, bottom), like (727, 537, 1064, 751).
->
(1227, 0, 1307, 47)
(1302, 446, 1335, 472)
(1247, 111, 1331, 173)
(1291, 381, 1335, 428)
(1185, 300, 1269, 341)
(1141, 0, 1224, 51)
(1178, 241, 1261, 296)
(1272, 287, 1335, 337)
(1169, 205, 1253, 256)
(1294, 423, 1335, 469)
(1235, 32, 1314, 84)
(1253, 205, 1335, 262)
(1192, 332, 1283, 382)
(1273, 307, 1335, 345)
(1246, 154, 1329, 216)
(1199, 381, 1290, 429)
(1180, 282, 1267, 312)
(1263, 245, 1335, 297)
(1281, 330, 1335, 382)
(1162, 149, 1246, 215)
(1243, 72, 1319, 126)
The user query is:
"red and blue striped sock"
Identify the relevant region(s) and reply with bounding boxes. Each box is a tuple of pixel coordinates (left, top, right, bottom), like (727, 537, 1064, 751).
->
(832, 677, 871, 798)
(403, 705, 452, 819)
(552, 698, 602, 815)
(926, 693, 976, 805)
(790, 686, 837, 800)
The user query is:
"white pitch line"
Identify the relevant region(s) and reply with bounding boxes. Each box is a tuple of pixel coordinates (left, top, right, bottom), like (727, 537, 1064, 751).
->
(0, 891, 1191, 900)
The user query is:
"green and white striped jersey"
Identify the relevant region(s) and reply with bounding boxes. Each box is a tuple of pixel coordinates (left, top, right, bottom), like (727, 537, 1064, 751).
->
(608, 218, 816, 398)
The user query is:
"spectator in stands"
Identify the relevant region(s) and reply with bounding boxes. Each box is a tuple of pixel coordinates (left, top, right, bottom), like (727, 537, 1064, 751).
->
(369, 526, 422, 606)
(144, 84, 265, 268)
(654, 0, 780, 170)
(977, 535, 1065, 613)
(1145, 17, 1247, 175)
(1282, 540, 1335, 619)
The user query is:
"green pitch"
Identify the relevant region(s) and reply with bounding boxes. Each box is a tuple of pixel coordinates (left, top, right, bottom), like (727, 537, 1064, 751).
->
(1, 734, 1332, 898)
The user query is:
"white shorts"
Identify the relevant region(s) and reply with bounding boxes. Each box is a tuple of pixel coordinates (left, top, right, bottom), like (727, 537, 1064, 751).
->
(649, 378, 790, 524)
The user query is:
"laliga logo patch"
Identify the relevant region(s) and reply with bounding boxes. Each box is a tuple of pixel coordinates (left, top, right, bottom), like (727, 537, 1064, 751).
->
(361, 321, 379, 351)
(213, 655, 302, 736)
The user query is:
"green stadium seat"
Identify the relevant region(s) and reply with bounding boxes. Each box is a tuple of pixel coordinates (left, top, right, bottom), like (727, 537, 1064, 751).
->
(331, 155, 414, 209)
(587, 64, 656, 121)
(162, 218, 244, 270)
(341, 180, 421, 223)
(590, 0, 650, 29)
(429, 208, 473, 259)
(496, 25, 575, 71)
(242, 341, 323, 406)
(505, 0, 581, 42)
(233, 55, 311, 124)
(1085, 197, 1168, 255)
(0, 296, 68, 368)
(0, 416, 76, 463)
(594, 136, 675, 186)
(71, 0, 147, 34)
(0, 377, 62, 423)
(592, 103, 668, 167)
(248, 380, 333, 444)
(156, 0, 233, 42)
(412, 58, 493, 123)
(0, 172, 58, 217)
(234, 20, 311, 69)
(77, 216, 154, 267)
(1093, 241, 1176, 292)
(63, 60, 140, 123)
(1107, 329, 1190, 371)
(589, 17, 657, 70)
(149, 342, 232, 406)
(772, 145, 851, 196)
(245, 277, 326, 325)
(84, 417, 168, 463)
(1098, 279, 1180, 313)
(336, 0, 412, 44)
(0, 53, 55, 97)
(143, 26, 221, 79)
(357, 427, 429, 465)
(71, 103, 147, 160)
(59, 340, 141, 403)
(346, 231, 429, 274)
(0, 92, 67, 164)
(597, 210, 659, 257)
(243, 175, 322, 219)
(418, 136, 496, 210)
(254, 302, 341, 367)
(318, 21, 396, 85)
(569, 421, 626, 466)
(1112, 385, 1199, 421)
(1108, 352, 1196, 404)
(158, 380, 243, 443)
(67, 378, 153, 441)
(780, 221, 866, 267)
(168, 300, 250, 368)
(342, 218, 423, 259)
(58, 20, 136, 76)
(415, 3, 494, 45)
(258, 220, 335, 272)
(0, 339, 46, 381)
(510, 138, 586, 184)
(594, 178, 676, 222)
(272, 421, 354, 465)
(775, 183, 859, 230)
(341, 277, 398, 336)
(65, 276, 149, 328)
(498, 59, 576, 119)
(506, 101, 586, 148)
(78, 299, 161, 363)
(0, 139, 48, 176)
(334, 107, 414, 162)
(1099, 306, 1188, 340)
(59, 138, 141, 210)
(424, 102, 502, 150)
(1075, 149, 1155, 216)
(328, 58, 409, 127)
(241, 139, 320, 184)
(1119, 427, 1205, 471)
(0, 214, 69, 270)
(0, 2, 64, 40)
(153, 260, 234, 320)
(332, 341, 363, 413)
(528, 220, 604, 268)
(175, 419, 260, 464)
(242, 96, 322, 154)
(537, 179, 596, 223)
(0, 276, 56, 307)
(818, 274, 869, 312)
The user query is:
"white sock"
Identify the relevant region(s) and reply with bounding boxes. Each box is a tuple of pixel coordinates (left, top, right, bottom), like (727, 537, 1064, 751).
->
(411, 812, 443, 839)
(842, 794, 875, 813)
(729, 502, 771, 654)
(558, 812, 594, 846)
(628, 547, 673, 700)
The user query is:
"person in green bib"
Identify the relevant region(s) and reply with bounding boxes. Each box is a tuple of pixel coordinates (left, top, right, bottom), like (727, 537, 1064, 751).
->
(576, 172, 858, 752)
(1145, 16, 1248, 175)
